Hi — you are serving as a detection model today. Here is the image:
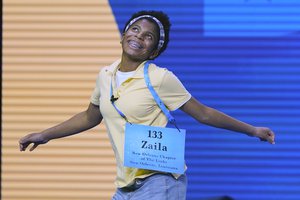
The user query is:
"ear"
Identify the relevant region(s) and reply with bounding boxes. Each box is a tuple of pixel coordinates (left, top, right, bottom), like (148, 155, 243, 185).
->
(149, 49, 159, 59)
(120, 33, 125, 44)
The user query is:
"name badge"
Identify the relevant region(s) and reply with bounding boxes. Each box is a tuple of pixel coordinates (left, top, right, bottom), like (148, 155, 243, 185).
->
(124, 123, 186, 174)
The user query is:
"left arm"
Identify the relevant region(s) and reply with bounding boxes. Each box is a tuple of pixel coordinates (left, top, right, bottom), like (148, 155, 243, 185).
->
(180, 97, 275, 144)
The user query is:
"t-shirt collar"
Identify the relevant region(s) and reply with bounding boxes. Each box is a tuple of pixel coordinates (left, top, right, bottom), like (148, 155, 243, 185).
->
(107, 59, 148, 79)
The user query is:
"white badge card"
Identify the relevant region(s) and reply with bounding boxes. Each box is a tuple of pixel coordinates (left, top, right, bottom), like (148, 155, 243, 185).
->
(124, 123, 186, 174)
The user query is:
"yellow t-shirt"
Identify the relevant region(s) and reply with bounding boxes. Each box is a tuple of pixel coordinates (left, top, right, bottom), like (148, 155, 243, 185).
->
(90, 59, 191, 188)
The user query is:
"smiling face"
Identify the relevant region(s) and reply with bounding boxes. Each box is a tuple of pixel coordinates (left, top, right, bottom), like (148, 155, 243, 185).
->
(121, 19, 160, 62)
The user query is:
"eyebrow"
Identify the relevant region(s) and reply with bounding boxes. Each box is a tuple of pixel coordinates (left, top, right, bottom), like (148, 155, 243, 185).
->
(131, 24, 157, 39)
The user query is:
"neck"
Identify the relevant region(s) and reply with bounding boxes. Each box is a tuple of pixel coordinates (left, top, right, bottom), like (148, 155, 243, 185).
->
(119, 55, 146, 72)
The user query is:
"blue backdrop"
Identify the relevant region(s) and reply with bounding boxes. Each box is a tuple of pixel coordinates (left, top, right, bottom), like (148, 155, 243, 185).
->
(109, 1, 300, 199)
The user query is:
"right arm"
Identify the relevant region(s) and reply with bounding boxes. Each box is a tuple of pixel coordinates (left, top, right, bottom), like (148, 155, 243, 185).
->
(19, 103, 102, 151)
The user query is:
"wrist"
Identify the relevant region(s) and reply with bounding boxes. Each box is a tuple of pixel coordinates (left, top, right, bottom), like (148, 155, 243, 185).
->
(246, 126, 257, 137)
(40, 131, 51, 142)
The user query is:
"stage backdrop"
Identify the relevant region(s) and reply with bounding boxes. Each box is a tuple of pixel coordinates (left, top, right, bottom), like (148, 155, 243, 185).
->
(2, 0, 120, 199)
(109, 1, 300, 200)
(2, 0, 300, 200)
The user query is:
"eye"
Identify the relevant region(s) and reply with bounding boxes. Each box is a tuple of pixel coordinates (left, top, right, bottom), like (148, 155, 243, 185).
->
(131, 27, 139, 32)
(145, 34, 153, 40)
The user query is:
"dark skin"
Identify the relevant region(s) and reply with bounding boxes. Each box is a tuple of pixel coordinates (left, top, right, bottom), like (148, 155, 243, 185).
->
(19, 18, 275, 152)
(119, 19, 160, 71)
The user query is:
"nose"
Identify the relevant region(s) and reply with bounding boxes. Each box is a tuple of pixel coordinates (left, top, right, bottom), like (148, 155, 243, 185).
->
(135, 32, 144, 40)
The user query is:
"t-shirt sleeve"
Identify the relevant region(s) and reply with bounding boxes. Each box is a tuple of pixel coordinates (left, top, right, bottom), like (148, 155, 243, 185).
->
(90, 74, 100, 106)
(157, 71, 191, 111)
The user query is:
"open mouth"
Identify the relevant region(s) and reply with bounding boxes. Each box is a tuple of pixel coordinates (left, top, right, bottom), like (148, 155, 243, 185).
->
(128, 40, 143, 49)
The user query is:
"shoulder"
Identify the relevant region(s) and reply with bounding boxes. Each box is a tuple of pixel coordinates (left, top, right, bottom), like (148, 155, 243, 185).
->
(148, 63, 179, 80)
(147, 63, 181, 88)
(148, 62, 171, 78)
(99, 59, 120, 76)
(147, 63, 168, 85)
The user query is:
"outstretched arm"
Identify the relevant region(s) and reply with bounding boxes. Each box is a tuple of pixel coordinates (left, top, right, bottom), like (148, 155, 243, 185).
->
(19, 103, 103, 151)
(180, 97, 275, 144)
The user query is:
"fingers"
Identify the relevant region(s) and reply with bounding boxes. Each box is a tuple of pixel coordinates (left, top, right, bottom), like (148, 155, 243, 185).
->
(19, 134, 36, 151)
(19, 141, 31, 151)
(19, 139, 29, 151)
(19, 143, 24, 151)
(255, 127, 275, 145)
(19, 141, 39, 152)
(19, 142, 24, 151)
(260, 128, 275, 145)
(267, 130, 275, 145)
(30, 143, 39, 151)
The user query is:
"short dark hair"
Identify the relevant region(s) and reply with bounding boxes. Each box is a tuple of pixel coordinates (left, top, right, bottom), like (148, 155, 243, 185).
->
(123, 10, 171, 59)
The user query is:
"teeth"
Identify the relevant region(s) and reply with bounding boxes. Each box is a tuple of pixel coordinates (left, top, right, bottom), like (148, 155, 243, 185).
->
(129, 41, 142, 49)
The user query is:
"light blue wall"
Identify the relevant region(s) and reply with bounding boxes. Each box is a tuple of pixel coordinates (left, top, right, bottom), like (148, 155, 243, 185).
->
(109, 1, 300, 199)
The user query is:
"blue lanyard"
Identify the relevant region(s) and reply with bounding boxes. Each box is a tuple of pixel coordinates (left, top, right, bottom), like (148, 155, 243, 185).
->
(110, 80, 129, 122)
(110, 62, 179, 130)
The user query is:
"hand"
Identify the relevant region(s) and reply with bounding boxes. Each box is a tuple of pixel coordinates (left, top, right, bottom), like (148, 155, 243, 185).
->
(252, 127, 275, 144)
(19, 133, 49, 151)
